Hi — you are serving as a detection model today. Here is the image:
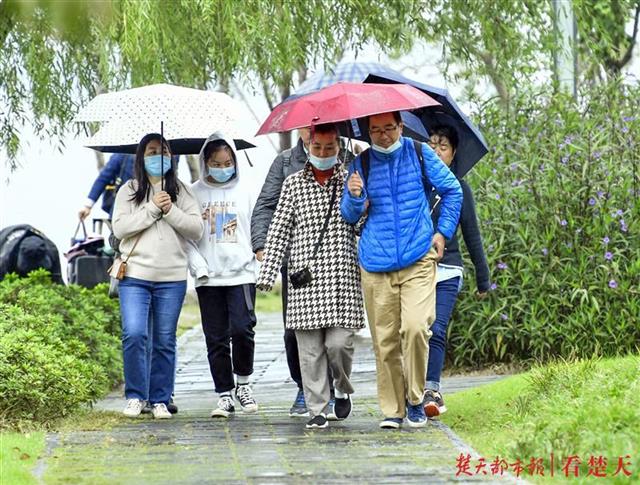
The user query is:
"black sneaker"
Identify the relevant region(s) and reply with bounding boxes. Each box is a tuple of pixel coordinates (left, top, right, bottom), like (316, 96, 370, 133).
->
(305, 414, 328, 429)
(235, 384, 258, 413)
(289, 388, 309, 417)
(167, 397, 178, 414)
(333, 395, 352, 420)
(423, 390, 447, 418)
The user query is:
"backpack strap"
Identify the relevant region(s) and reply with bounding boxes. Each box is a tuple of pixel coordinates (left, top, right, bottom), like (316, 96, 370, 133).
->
(281, 148, 292, 178)
(360, 148, 370, 183)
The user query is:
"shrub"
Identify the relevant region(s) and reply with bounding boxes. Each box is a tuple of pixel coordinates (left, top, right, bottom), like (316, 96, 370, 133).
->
(449, 80, 640, 367)
(0, 270, 121, 426)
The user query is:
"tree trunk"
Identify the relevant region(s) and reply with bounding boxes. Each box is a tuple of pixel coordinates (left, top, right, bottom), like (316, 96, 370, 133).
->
(94, 151, 105, 170)
(278, 81, 292, 151)
(186, 155, 200, 183)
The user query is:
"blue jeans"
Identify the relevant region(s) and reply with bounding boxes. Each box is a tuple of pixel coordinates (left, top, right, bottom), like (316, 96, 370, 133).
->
(119, 277, 186, 404)
(426, 277, 461, 391)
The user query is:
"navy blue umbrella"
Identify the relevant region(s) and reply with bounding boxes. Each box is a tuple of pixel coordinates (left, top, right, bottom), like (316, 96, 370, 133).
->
(364, 73, 489, 178)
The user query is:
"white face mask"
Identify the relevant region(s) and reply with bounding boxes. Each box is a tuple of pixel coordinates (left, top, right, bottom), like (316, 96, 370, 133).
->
(371, 139, 402, 155)
(308, 153, 338, 170)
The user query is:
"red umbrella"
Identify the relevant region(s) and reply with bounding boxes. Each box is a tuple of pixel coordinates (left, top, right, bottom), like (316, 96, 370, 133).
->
(256, 82, 440, 135)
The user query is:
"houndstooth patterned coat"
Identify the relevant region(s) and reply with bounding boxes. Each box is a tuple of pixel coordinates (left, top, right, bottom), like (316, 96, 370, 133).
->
(257, 163, 365, 331)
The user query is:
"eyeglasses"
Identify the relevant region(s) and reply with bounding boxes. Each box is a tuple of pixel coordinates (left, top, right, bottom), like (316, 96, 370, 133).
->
(369, 124, 399, 136)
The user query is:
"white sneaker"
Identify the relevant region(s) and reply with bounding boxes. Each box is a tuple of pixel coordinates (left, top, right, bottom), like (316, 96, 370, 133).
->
(123, 399, 145, 417)
(235, 384, 258, 413)
(211, 395, 235, 418)
(151, 403, 172, 419)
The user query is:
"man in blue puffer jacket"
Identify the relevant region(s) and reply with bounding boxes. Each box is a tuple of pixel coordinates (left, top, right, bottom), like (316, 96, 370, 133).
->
(341, 111, 462, 429)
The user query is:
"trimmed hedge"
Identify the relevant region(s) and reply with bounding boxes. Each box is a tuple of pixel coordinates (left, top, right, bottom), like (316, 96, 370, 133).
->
(448, 80, 640, 367)
(0, 270, 121, 426)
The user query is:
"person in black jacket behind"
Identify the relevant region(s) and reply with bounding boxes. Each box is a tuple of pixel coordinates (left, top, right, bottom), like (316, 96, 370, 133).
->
(423, 125, 491, 419)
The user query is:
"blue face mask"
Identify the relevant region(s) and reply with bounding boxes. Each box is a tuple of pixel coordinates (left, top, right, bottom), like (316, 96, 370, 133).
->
(144, 154, 172, 177)
(208, 166, 235, 183)
(309, 153, 338, 171)
(371, 139, 402, 155)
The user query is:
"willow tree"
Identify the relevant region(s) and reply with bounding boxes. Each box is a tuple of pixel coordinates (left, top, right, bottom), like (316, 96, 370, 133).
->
(0, 0, 425, 169)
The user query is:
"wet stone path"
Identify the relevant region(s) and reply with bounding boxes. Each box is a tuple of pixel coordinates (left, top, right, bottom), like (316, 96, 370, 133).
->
(38, 313, 515, 484)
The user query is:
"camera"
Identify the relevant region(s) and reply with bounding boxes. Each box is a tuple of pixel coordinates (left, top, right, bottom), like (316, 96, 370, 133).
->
(289, 267, 313, 289)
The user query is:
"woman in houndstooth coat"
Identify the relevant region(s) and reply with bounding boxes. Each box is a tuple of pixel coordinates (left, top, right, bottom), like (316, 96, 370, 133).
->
(257, 124, 364, 428)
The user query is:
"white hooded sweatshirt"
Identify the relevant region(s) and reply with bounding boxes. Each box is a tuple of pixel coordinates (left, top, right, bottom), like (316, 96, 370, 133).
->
(187, 132, 259, 287)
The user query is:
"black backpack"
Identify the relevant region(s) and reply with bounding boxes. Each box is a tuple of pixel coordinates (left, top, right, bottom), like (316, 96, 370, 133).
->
(0, 225, 64, 283)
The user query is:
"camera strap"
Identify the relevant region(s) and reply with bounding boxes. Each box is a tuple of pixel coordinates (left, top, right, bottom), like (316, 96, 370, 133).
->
(310, 181, 338, 262)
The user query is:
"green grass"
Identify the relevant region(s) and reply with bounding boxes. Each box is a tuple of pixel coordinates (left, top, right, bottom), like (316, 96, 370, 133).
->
(0, 431, 45, 485)
(256, 289, 282, 314)
(442, 354, 640, 483)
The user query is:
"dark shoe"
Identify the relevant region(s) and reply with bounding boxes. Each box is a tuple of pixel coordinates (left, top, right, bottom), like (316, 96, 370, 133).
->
(167, 397, 178, 414)
(305, 414, 328, 429)
(379, 417, 403, 429)
(141, 401, 152, 414)
(423, 390, 447, 418)
(289, 389, 309, 417)
(407, 402, 427, 428)
(235, 384, 258, 413)
(333, 395, 352, 420)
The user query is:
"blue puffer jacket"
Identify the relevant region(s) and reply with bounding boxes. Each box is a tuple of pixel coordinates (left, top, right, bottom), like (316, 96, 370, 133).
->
(341, 137, 462, 273)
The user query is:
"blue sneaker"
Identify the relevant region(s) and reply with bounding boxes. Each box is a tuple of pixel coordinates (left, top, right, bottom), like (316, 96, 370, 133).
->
(289, 389, 309, 417)
(379, 417, 403, 429)
(407, 402, 427, 428)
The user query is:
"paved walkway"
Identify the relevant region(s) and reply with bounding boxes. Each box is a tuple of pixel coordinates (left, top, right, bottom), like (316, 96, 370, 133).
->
(37, 313, 513, 484)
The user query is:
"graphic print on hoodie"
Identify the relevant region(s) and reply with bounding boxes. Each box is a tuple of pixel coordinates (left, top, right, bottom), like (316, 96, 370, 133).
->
(187, 132, 259, 287)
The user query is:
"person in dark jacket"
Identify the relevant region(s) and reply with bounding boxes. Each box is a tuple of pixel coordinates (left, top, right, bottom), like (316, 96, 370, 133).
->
(78, 153, 136, 221)
(423, 125, 490, 419)
(251, 129, 313, 416)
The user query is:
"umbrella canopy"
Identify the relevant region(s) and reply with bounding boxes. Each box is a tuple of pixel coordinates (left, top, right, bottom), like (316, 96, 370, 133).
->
(295, 61, 403, 96)
(364, 73, 488, 178)
(85, 118, 254, 154)
(256, 82, 440, 136)
(75, 83, 255, 154)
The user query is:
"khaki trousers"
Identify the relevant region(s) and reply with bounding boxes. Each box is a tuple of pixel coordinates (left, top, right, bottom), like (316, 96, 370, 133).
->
(361, 250, 437, 418)
(296, 327, 356, 417)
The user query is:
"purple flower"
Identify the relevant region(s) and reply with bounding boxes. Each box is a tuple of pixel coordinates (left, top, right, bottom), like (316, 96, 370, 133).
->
(588, 198, 596, 206)
(539, 163, 545, 172)
(560, 219, 568, 226)
(492, 168, 497, 175)
(605, 251, 613, 261)
(609, 280, 618, 289)
(603, 236, 610, 244)
(512, 179, 523, 187)
(594, 151, 602, 160)
(621, 222, 628, 233)
(500, 313, 508, 321)
(622, 126, 629, 134)
(497, 262, 508, 270)
(510, 163, 518, 171)
(597, 191, 605, 198)
(623, 115, 635, 122)
(561, 155, 569, 164)
(542, 248, 548, 256)
(615, 209, 623, 217)
(495, 194, 501, 200)
(490, 283, 497, 291)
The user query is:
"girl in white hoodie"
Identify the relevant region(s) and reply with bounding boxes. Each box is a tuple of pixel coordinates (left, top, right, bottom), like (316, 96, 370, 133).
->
(188, 132, 259, 418)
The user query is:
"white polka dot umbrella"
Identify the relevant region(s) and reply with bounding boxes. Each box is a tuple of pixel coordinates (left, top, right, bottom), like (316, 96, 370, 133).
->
(75, 83, 254, 154)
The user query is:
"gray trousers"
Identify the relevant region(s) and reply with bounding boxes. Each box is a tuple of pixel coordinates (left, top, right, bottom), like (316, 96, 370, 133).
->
(295, 327, 356, 417)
